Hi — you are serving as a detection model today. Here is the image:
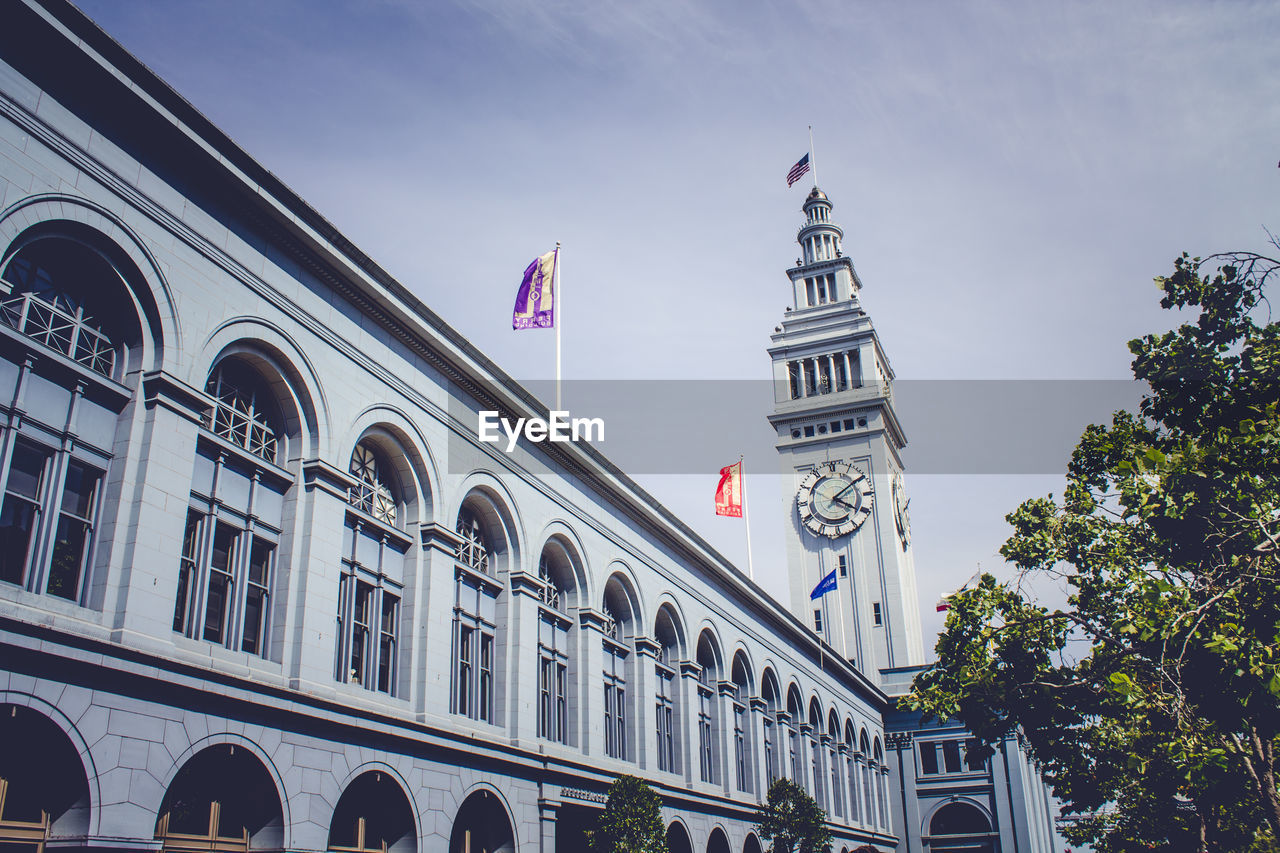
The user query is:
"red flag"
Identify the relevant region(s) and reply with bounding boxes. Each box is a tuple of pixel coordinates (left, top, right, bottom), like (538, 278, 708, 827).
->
(715, 461, 742, 517)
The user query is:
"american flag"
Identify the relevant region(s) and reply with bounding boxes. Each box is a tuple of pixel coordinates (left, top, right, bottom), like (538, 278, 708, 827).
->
(786, 153, 810, 187)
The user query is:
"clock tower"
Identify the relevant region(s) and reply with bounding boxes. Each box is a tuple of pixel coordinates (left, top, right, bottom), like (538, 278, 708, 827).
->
(768, 186, 924, 684)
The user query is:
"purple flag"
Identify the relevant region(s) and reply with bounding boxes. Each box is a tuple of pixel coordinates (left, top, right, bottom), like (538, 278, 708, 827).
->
(513, 248, 557, 330)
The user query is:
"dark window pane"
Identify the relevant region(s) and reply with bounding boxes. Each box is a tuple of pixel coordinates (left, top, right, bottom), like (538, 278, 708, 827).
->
(60, 461, 98, 517)
(47, 514, 90, 600)
(920, 741, 939, 775)
(7, 445, 47, 501)
(0, 495, 37, 586)
(942, 739, 963, 773)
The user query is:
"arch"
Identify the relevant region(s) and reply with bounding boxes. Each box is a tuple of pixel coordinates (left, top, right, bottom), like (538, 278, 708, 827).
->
(695, 628, 723, 681)
(730, 650, 753, 694)
(0, 702, 91, 844)
(807, 697, 823, 732)
(654, 601, 687, 662)
(448, 787, 514, 853)
(928, 800, 993, 836)
(451, 473, 524, 575)
(786, 683, 804, 720)
(601, 567, 641, 637)
(666, 820, 693, 853)
(706, 826, 731, 853)
(844, 718, 856, 749)
(155, 742, 285, 852)
(759, 668, 781, 712)
(328, 769, 417, 853)
(873, 737, 883, 763)
(535, 523, 589, 612)
(0, 194, 174, 372)
(859, 729, 870, 755)
(742, 833, 763, 853)
(827, 708, 840, 741)
(342, 405, 440, 526)
(197, 319, 327, 461)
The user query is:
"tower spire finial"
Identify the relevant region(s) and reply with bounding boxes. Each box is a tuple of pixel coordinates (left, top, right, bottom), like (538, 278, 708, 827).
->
(808, 125, 819, 188)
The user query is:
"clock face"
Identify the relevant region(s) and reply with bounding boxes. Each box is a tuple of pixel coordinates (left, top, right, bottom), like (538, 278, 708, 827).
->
(892, 471, 911, 549)
(796, 461, 873, 539)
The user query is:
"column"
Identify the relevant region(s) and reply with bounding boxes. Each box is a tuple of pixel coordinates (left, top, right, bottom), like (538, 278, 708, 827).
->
(506, 570, 544, 746)
(841, 351, 852, 391)
(577, 607, 609, 757)
(680, 661, 702, 786)
(417, 521, 463, 721)
(538, 799, 558, 853)
(775, 710, 794, 783)
(717, 680, 737, 795)
(798, 722, 813, 794)
(749, 697, 770, 803)
(634, 637, 661, 771)
(113, 371, 205, 644)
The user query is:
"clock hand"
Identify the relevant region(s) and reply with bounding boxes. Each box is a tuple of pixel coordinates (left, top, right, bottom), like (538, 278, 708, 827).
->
(834, 482, 858, 501)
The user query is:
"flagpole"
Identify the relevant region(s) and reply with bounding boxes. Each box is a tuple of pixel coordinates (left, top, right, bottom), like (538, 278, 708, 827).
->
(554, 242, 562, 411)
(740, 454, 755, 581)
(808, 125, 818, 188)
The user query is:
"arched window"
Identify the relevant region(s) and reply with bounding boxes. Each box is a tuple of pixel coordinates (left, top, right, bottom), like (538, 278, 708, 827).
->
(654, 606, 682, 774)
(859, 731, 873, 828)
(1, 238, 121, 379)
(336, 440, 408, 695)
(601, 575, 636, 762)
(844, 721, 859, 826)
(0, 704, 90, 852)
(536, 540, 575, 745)
(760, 671, 781, 786)
(349, 443, 396, 526)
(731, 654, 753, 794)
(155, 745, 282, 853)
(930, 802, 994, 851)
(787, 687, 804, 789)
(695, 633, 721, 785)
(874, 739, 888, 830)
(808, 700, 825, 810)
(827, 710, 843, 820)
(328, 771, 416, 853)
(174, 356, 290, 658)
(0, 236, 137, 605)
(205, 360, 283, 464)
(455, 512, 488, 575)
(452, 504, 500, 724)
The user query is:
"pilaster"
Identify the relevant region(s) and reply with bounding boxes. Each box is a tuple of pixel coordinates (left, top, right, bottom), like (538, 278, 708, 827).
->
(577, 606, 609, 757)
(634, 636, 660, 772)
(418, 522, 462, 721)
(749, 696, 770, 802)
(507, 569, 544, 745)
(679, 660, 702, 787)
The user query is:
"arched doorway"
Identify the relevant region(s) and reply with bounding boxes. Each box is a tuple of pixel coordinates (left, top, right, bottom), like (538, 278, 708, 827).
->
(928, 802, 994, 852)
(154, 744, 283, 853)
(328, 771, 416, 853)
(666, 821, 693, 853)
(707, 826, 731, 853)
(742, 833, 763, 853)
(0, 704, 90, 852)
(449, 790, 513, 853)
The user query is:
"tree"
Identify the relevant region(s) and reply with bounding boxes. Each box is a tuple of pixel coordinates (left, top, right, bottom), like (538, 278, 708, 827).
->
(907, 250, 1280, 852)
(754, 778, 832, 853)
(587, 775, 668, 853)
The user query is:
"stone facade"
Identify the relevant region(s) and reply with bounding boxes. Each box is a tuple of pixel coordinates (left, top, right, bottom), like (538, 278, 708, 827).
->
(0, 3, 896, 853)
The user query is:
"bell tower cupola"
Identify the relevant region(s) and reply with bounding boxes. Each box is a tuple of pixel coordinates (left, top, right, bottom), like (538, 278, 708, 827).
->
(767, 185, 924, 685)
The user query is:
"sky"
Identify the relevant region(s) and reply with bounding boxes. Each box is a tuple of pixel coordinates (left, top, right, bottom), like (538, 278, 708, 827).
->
(74, 0, 1280, 653)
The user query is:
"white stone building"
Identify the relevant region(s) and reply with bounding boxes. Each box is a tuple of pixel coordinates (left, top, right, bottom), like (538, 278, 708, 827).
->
(0, 2, 905, 853)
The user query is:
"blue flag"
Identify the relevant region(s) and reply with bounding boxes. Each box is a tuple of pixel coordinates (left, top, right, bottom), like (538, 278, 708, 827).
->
(810, 568, 837, 600)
